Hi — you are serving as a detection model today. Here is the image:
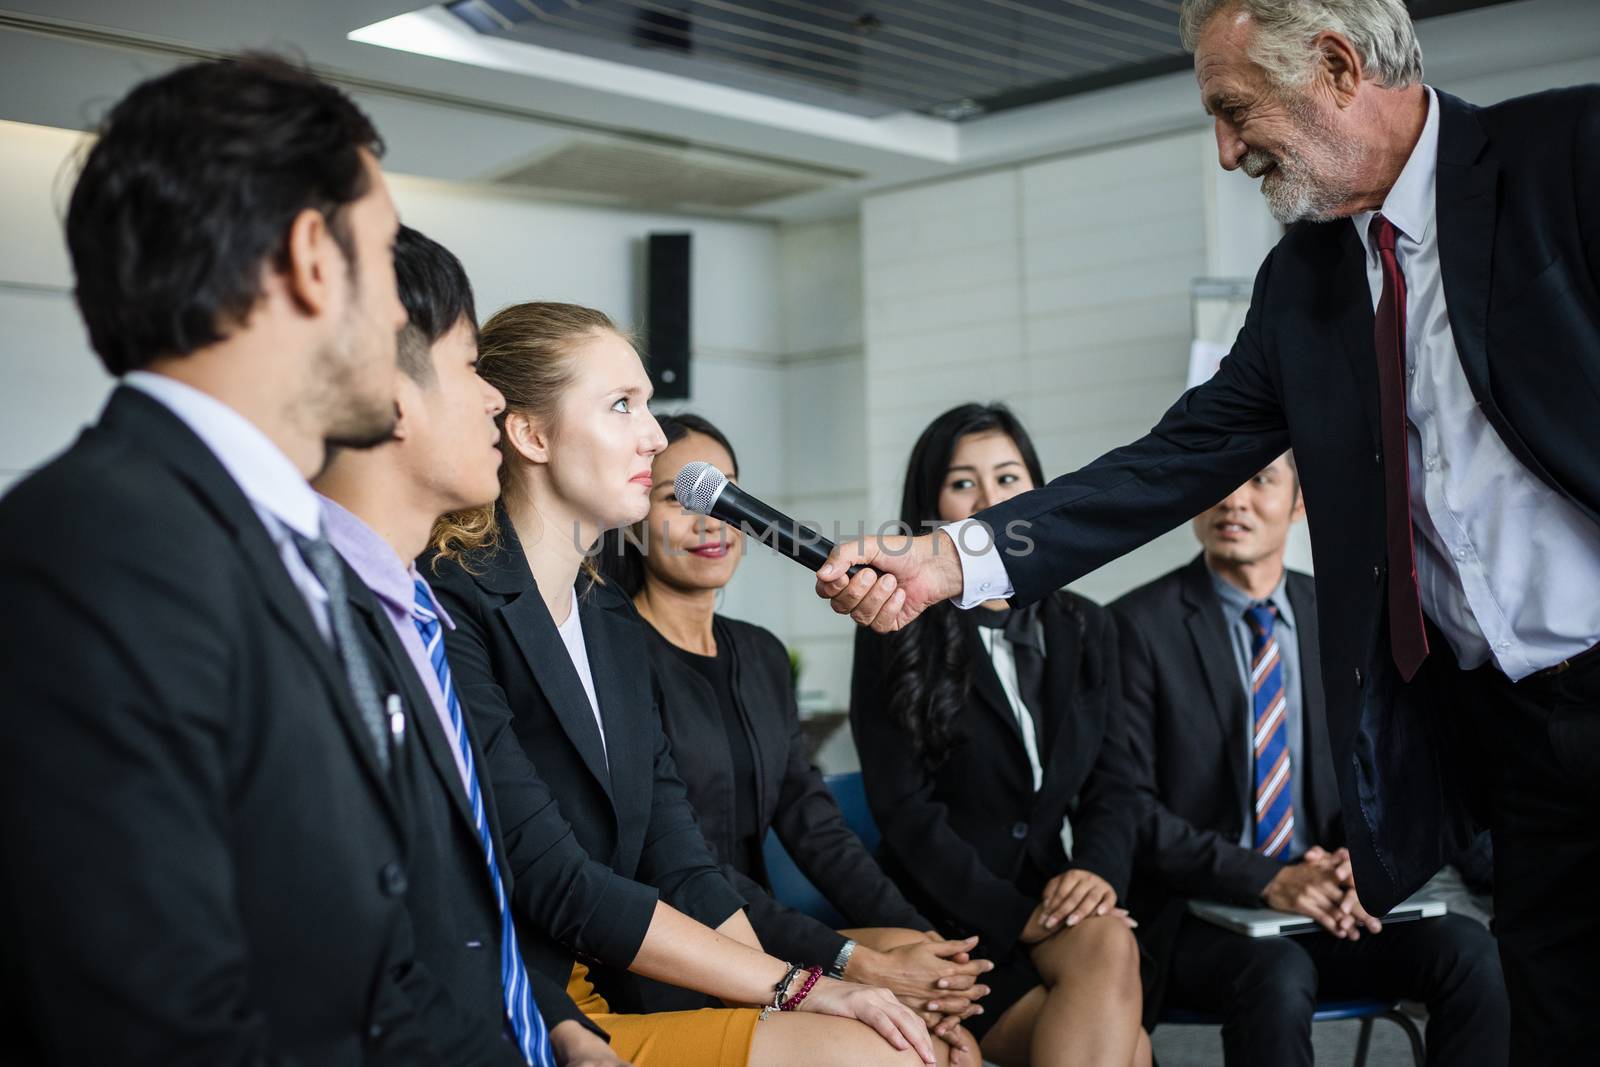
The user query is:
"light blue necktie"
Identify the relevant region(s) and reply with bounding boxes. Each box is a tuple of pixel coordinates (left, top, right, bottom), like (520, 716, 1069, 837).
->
(413, 579, 553, 1067)
(1246, 603, 1295, 859)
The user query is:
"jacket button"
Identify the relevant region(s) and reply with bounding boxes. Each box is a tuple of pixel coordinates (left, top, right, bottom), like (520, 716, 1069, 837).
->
(367, 1023, 384, 1040)
(379, 862, 408, 897)
(1374, 449, 1382, 467)
(1373, 565, 1382, 583)
(1354, 668, 1364, 687)
(1011, 822, 1028, 840)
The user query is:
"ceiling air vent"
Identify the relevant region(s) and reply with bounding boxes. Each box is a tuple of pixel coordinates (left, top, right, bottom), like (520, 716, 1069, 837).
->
(490, 139, 849, 211)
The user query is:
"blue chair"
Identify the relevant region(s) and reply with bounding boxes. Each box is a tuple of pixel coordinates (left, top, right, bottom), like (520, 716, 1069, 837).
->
(762, 771, 877, 929)
(1161, 998, 1423, 1066)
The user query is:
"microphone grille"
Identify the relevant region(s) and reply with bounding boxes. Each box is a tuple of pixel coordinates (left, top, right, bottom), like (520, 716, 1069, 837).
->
(673, 461, 727, 516)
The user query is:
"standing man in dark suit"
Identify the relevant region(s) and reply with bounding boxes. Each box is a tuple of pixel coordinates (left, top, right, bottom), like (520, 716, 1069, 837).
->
(816, 1, 1598, 1059)
(314, 226, 630, 1067)
(0, 57, 443, 1064)
(1113, 454, 1506, 1066)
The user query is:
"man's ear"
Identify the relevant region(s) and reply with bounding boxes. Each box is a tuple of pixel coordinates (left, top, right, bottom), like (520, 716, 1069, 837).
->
(282, 208, 345, 317)
(390, 375, 425, 443)
(1313, 30, 1365, 107)
(503, 410, 551, 465)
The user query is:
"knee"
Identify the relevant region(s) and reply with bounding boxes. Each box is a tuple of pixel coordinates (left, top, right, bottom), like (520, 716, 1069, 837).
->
(1232, 941, 1317, 1016)
(1038, 913, 1141, 986)
(1431, 916, 1508, 1004)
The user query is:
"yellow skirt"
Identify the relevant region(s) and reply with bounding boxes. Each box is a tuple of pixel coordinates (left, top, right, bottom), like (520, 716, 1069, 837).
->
(568, 963, 759, 1067)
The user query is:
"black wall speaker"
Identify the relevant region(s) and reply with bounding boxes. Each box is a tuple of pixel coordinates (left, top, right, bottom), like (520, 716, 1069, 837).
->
(646, 232, 691, 400)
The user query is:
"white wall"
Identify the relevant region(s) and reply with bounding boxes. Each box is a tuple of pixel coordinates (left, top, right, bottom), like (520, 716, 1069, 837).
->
(862, 129, 1224, 606)
(0, 121, 104, 497)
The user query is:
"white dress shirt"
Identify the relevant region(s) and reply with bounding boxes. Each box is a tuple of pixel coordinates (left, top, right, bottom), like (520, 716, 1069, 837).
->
(555, 601, 609, 767)
(955, 86, 1600, 680)
(1350, 87, 1600, 680)
(123, 371, 333, 644)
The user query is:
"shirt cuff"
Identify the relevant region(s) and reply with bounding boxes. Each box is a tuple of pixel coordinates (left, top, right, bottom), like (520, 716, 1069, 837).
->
(945, 518, 1015, 609)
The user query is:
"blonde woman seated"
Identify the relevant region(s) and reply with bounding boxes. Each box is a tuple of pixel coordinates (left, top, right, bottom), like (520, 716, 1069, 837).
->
(427, 302, 956, 1067)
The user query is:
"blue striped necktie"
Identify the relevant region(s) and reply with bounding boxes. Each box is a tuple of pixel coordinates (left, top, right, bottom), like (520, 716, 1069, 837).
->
(1246, 603, 1295, 859)
(412, 579, 553, 1067)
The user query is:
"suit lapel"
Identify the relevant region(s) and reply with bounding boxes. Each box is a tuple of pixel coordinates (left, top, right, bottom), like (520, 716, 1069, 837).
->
(349, 587, 479, 836)
(118, 390, 403, 823)
(963, 621, 1028, 752)
(1289, 574, 1340, 836)
(721, 622, 774, 821)
(1328, 224, 1383, 449)
(1178, 558, 1251, 815)
(1037, 595, 1082, 785)
(1434, 91, 1500, 409)
(500, 590, 616, 805)
(581, 594, 644, 807)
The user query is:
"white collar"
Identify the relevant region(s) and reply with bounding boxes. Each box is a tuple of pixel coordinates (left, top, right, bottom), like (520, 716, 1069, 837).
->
(124, 371, 321, 541)
(1353, 85, 1439, 253)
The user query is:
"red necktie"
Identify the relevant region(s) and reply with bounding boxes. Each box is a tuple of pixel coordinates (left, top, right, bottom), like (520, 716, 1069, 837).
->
(1371, 214, 1430, 681)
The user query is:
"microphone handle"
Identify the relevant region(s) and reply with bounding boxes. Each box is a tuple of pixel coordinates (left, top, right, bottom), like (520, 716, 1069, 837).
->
(711, 491, 863, 577)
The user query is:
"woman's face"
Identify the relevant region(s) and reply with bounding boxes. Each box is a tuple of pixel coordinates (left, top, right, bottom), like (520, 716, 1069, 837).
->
(538, 329, 667, 534)
(935, 429, 1036, 525)
(639, 431, 744, 593)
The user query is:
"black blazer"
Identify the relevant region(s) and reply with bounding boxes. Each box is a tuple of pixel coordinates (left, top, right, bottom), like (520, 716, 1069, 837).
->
(974, 87, 1600, 912)
(1113, 558, 1342, 908)
(343, 569, 599, 1060)
(426, 518, 745, 1015)
(644, 615, 929, 969)
(0, 388, 437, 1065)
(849, 591, 1140, 963)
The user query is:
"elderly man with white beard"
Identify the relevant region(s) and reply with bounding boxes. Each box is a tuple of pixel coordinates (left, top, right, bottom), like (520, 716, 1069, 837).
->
(813, 3, 1600, 1063)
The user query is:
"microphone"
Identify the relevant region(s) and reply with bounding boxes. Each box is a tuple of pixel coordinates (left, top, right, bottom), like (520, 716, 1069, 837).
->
(674, 462, 861, 577)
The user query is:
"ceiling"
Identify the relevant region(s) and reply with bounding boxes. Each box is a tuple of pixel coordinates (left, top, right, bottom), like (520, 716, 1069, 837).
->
(445, 0, 1191, 119)
(0, 0, 1593, 220)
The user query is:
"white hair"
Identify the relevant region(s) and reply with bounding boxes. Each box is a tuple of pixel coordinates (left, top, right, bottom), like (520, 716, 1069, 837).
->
(1179, 0, 1423, 89)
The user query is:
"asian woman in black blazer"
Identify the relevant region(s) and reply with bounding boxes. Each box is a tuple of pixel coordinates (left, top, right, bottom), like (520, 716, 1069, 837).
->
(425, 302, 941, 1067)
(850, 404, 1151, 1067)
(595, 414, 991, 1043)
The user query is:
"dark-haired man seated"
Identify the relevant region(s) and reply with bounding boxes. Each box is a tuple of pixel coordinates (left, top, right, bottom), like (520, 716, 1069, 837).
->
(0, 55, 439, 1063)
(1113, 454, 1507, 1067)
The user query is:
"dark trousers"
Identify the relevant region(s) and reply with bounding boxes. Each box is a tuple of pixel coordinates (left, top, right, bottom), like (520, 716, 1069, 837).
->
(1164, 913, 1507, 1067)
(1461, 645, 1600, 1065)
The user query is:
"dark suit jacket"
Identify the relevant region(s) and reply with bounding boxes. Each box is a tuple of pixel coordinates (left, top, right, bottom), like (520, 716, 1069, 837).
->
(849, 591, 1139, 963)
(976, 87, 1600, 912)
(426, 518, 745, 1015)
(1113, 558, 1342, 909)
(342, 569, 600, 1060)
(0, 387, 438, 1065)
(644, 615, 929, 971)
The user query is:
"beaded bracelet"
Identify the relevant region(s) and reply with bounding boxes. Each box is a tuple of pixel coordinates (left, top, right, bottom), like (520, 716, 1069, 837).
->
(780, 966, 824, 1012)
(760, 964, 804, 1020)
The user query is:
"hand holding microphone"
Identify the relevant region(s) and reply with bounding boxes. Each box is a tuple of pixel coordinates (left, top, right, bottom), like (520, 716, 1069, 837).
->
(673, 462, 965, 632)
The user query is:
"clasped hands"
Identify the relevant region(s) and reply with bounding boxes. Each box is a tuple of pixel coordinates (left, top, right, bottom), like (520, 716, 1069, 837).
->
(1261, 845, 1384, 940)
(847, 932, 992, 1061)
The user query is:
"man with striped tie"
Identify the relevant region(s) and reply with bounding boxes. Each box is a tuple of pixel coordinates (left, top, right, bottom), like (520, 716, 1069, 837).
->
(1113, 454, 1505, 1066)
(314, 226, 629, 1067)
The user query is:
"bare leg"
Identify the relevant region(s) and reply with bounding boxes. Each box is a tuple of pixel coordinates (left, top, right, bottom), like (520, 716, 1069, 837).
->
(749, 1011, 936, 1067)
(977, 915, 1143, 1067)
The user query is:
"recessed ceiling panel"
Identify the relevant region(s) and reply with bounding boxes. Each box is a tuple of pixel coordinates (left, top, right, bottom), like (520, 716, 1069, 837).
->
(445, 0, 1517, 120)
